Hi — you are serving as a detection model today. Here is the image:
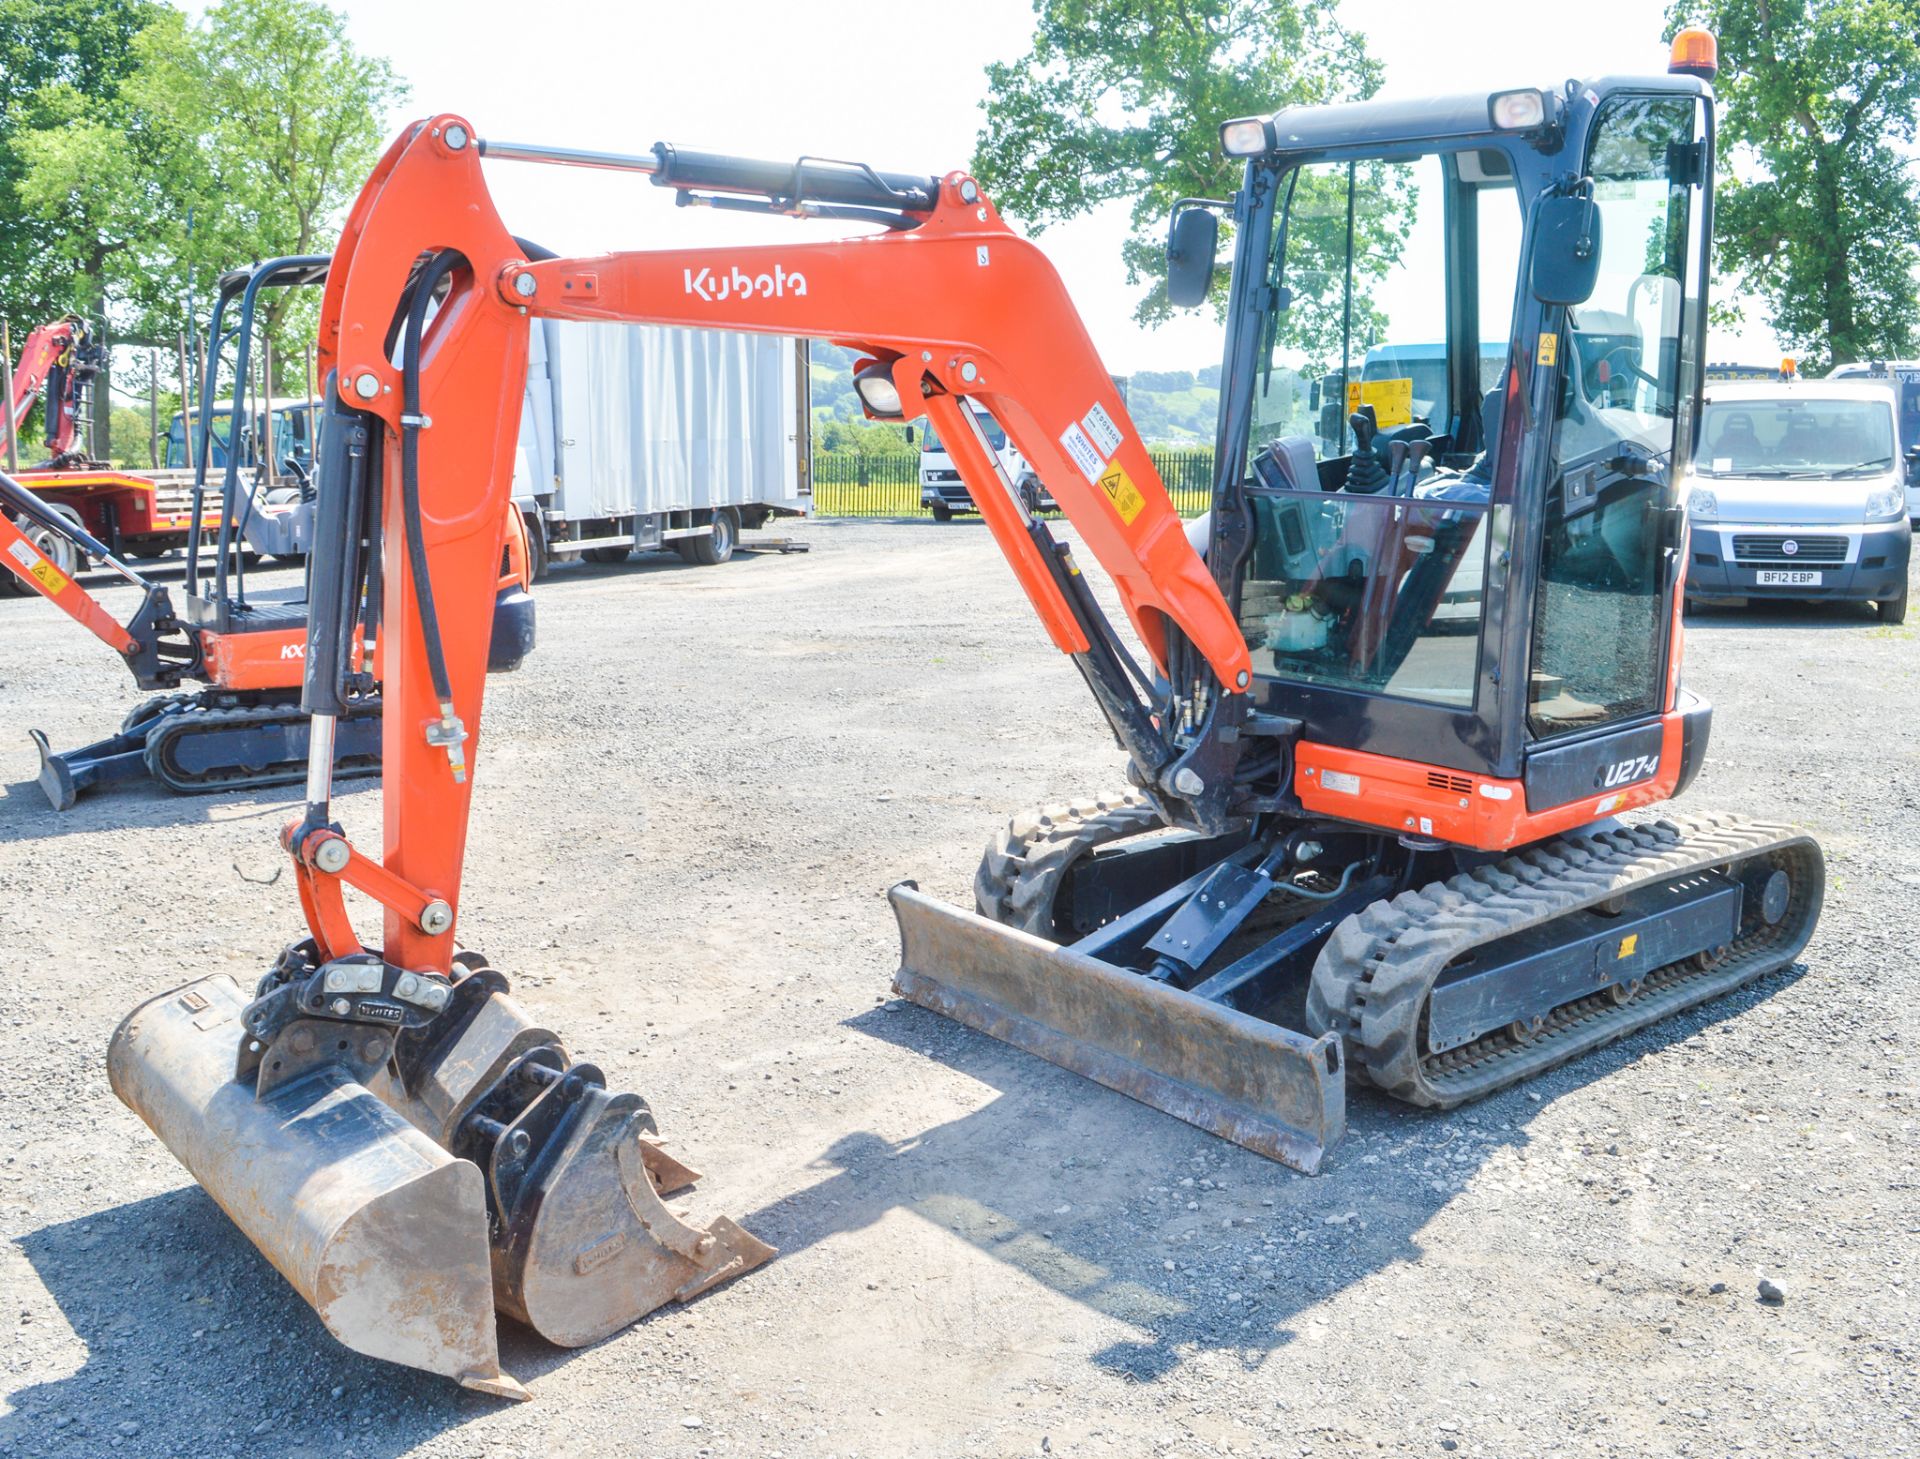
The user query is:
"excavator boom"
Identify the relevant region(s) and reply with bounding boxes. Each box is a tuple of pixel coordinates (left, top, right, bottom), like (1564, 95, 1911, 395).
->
(6, 315, 102, 465)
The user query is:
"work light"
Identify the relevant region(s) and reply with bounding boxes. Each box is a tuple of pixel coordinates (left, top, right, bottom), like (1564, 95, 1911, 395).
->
(1220, 117, 1273, 158)
(1488, 89, 1548, 131)
(854, 362, 905, 419)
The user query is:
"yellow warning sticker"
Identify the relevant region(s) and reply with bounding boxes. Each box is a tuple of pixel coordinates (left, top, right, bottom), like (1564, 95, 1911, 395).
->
(28, 557, 66, 594)
(1617, 932, 1639, 960)
(1538, 332, 1559, 367)
(1098, 460, 1146, 525)
(1344, 376, 1414, 428)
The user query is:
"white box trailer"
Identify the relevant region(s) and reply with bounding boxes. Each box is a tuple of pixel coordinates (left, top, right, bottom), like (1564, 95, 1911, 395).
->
(512, 319, 811, 576)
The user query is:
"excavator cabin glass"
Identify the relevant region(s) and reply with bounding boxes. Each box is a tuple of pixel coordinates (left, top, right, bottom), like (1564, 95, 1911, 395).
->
(1214, 82, 1711, 780)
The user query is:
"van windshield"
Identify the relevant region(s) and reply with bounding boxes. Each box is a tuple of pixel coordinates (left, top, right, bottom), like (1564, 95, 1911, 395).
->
(920, 410, 1007, 453)
(1696, 397, 1896, 478)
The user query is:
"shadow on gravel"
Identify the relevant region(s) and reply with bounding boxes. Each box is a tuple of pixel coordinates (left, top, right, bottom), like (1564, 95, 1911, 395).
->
(4, 1184, 549, 1459)
(0, 968, 1803, 1453)
(1684, 600, 1892, 630)
(0, 773, 374, 843)
(777, 971, 1808, 1382)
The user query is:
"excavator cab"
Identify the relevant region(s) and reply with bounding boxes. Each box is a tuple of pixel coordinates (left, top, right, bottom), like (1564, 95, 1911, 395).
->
(1202, 84, 1711, 802)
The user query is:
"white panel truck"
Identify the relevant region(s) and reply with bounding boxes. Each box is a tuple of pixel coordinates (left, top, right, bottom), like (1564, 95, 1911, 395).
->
(512, 320, 812, 575)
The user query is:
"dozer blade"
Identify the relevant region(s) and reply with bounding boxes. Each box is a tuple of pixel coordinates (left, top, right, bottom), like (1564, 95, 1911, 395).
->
(107, 975, 527, 1398)
(890, 884, 1345, 1173)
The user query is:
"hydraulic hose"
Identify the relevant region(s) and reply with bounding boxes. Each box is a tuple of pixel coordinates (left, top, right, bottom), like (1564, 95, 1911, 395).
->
(400, 250, 468, 778)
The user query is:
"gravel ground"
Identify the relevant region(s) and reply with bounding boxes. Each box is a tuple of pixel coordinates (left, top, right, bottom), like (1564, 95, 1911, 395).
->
(0, 519, 1915, 1459)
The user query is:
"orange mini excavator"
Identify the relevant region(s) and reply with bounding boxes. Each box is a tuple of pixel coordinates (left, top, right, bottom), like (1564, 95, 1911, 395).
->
(1, 259, 536, 807)
(108, 26, 1822, 1398)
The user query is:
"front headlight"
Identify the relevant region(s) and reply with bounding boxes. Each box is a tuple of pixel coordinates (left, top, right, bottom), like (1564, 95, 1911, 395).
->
(1686, 486, 1718, 520)
(1865, 487, 1905, 522)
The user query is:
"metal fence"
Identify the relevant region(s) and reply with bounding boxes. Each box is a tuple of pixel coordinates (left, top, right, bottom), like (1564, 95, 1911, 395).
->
(810, 448, 1216, 520)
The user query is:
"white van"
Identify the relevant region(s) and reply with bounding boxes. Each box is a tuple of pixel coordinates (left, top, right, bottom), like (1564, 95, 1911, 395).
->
(912, 404, 1048, 521)
(1684, 379, 1913, 624)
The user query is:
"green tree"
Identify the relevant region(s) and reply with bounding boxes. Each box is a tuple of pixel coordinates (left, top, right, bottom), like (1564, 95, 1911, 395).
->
(973, 0, 1382, 324)
(118, 0, 406, 369)
(1, 0, 166, 457)
(1667, 0, 1920, 370)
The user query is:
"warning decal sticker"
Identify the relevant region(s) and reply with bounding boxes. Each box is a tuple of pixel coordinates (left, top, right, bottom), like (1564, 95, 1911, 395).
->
(7, 539, 65, 594)
(1082, 400, 1124, 458)
(1098, 460, 1146, 526)
(1344, 377, 1414, 428)
(1060, 421, 1105, 484)
(1538, 332, 1559, 367)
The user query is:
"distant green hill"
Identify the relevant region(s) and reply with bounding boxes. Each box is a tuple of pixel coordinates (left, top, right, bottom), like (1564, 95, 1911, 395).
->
(805, 342, 1301, 447)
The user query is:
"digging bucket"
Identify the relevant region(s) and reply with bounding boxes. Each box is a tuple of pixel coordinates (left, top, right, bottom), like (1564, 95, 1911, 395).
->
(110, 967, 773, 1394)
(889, 884, 1345, 1173)
(107, 974, 526, 1398)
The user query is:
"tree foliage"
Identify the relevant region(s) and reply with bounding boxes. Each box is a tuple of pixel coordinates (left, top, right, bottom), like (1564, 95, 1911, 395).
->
(1667, 0, 1920, 370)
(973, 0, 1382, 324)
(3, 0, 405, 434)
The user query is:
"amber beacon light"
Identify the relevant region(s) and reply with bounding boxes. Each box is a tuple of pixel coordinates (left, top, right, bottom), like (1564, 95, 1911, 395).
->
(1669, 27, 1719, 79)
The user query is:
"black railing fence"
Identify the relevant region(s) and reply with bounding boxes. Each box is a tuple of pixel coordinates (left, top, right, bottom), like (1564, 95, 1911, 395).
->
(811, 448, 1215, 520)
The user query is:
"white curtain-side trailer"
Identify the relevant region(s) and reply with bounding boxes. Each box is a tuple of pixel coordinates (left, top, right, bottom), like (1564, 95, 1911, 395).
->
(512, 320, 812, 576)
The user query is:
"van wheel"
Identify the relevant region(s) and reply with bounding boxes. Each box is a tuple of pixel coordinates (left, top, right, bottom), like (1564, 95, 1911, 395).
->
(681, 509, 737, 566)
(930, 501, 953, 523)
(1878, 586, 1908, 625)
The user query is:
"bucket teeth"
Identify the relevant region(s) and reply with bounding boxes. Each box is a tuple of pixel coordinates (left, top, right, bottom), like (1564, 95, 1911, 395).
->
(108, 965, 771, 1394)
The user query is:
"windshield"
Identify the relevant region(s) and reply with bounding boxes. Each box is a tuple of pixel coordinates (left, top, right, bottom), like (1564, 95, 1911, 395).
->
(919, 409, 1007, 453)
(1696, 397, 1895, 477)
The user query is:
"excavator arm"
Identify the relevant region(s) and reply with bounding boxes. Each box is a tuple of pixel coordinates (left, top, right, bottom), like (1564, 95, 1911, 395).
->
(6, 315, 103, 466)
(295, 115, 1254, 976)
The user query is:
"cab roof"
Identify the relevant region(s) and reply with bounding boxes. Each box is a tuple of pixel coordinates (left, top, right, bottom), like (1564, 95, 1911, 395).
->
(1264, 73, 1707, 156)
(1704, 380, 1899, 405)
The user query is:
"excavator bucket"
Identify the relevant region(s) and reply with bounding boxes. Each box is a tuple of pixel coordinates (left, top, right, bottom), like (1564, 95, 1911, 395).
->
(109, 966, 772, 1395)
(889, 885, 1345, 1174)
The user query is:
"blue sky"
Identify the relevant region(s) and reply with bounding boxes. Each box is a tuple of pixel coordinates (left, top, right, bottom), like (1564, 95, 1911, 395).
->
(315, 0, 1785, 372)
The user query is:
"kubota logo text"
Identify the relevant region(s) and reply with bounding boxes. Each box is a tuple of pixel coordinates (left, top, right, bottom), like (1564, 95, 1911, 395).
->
(683, 263, 808, 303)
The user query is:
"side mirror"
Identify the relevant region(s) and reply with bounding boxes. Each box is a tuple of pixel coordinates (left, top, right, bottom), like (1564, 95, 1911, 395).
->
(1906, 444, 1919, 484)
(904, 426, 916, 445)
(1531, 191, 1603, 306)
(1166, 206, 1219, 309)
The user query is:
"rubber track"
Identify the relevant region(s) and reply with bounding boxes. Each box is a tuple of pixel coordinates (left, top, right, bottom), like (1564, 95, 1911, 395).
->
(143, 697, 382, 795)
(974, 789, 1160, 935)
(1303, 814, 1823, 1108)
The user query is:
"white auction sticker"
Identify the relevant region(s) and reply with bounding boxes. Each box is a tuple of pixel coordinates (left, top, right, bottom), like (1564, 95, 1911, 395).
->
(1059, 421, 1105, 484)
(1082, 400, 1124, 458)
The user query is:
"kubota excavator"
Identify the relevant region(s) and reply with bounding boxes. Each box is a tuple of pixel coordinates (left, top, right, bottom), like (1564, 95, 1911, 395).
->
(1, 258, 536, 807)
(4, 313, 105, 469)
(107, 25, 1821, 1397)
